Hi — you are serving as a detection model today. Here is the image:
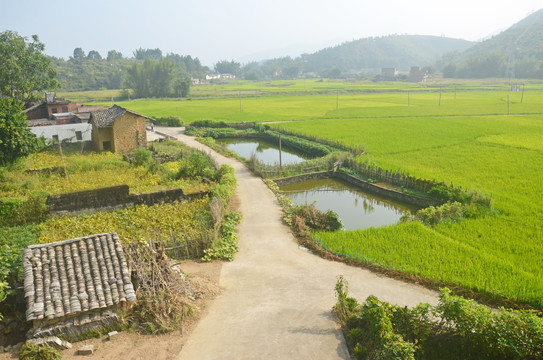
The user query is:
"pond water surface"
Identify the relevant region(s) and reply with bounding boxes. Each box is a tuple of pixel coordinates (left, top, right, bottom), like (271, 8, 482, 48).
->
(216, 138, 308, 166)
(280, 178, 420, 230)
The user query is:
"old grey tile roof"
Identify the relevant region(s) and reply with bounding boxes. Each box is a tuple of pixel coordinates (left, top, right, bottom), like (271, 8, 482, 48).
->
(89, 105, 153, 128)
(23, 233, 136, 322)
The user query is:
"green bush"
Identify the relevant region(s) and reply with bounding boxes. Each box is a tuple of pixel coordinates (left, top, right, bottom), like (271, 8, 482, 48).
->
(19, 342, 61, 360)
(211, 165, 237, 206)
(190, 120, 230, 128)
(177, 151, 215, 180)
(0, 191, 49, 226)
(414, 201, 464, 225)
(428, 184, 471, 204)
(291, 203, 343, 232)
(153, 116, 183, 127)
(202, 210, 241, 261)
(334, 278, 543, 360)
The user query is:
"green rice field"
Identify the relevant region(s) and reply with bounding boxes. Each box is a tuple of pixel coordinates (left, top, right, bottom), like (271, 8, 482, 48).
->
(64, 80, 543, 307)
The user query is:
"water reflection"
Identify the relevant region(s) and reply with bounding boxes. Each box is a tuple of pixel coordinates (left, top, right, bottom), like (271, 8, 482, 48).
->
(280, 178, 420, 230)
(216, 138, 308, 165)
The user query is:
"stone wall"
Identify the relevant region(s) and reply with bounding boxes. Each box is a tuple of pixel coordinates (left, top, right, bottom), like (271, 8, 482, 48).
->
(46, 185, 208, 217)
(273, 171, 438, 208)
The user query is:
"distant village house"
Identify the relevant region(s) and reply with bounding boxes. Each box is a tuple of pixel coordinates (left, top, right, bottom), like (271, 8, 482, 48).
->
(408, 66, 428, 83)
(205, 73, 236, 81)
(89, 104, 151, 153)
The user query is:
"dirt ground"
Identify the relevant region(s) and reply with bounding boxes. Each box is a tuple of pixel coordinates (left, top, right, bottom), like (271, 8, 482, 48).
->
(0, 260, 222, 360)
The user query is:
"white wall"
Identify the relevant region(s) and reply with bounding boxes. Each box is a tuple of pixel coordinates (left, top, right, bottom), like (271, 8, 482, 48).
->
(29, 123, 92, 143)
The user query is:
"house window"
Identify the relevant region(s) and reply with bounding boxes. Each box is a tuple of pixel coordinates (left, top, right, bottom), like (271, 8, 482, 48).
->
(52, 135, 59, 142)
(102, 141, 111, 151)
(62, 106, 68, 113)
(75, 131, 82, 141)
(51, 108, 57, 114)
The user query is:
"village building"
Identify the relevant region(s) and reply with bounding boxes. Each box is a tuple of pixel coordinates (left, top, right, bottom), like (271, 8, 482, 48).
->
(205, 73, 236, 81)
(408, 66, 428, 83)
(89, 104, 150, 153)
(25, 93, 104, 143)
(23, 233, 136, 339)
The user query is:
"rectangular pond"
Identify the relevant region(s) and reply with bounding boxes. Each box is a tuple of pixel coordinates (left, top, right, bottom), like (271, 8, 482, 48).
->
(279, 178, 421, 230)
(215, 138, 310, 166)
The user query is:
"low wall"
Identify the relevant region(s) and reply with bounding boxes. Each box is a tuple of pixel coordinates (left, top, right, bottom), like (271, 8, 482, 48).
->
(273, 171, 438, 208)
(46, 185, 208, 217)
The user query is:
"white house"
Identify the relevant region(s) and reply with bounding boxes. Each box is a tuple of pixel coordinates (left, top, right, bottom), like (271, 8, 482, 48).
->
(29, 123, 92, 143)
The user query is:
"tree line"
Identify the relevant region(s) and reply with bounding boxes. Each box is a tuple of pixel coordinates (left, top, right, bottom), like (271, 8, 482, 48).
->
(53, 47, 209, 98)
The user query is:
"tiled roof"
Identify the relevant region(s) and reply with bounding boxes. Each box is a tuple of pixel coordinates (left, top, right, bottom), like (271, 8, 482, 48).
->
(89, 105, 153, 128)
(89, 105, 127, 128)
(23, 233, 136, 322)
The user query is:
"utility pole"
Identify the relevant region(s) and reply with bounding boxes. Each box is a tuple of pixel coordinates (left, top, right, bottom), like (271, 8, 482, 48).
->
(438, 87, 442, 106)
(521, 84, 525, 104)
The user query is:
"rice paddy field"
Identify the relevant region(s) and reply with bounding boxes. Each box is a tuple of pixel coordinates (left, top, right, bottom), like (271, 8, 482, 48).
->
(66, 79, 543, 307)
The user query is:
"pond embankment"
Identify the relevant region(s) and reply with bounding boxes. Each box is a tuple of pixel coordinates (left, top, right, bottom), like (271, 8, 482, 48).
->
(273, 171, 438, 208)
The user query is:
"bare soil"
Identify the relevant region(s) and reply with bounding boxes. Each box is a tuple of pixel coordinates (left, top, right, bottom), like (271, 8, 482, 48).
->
(59, 260, 223, 360)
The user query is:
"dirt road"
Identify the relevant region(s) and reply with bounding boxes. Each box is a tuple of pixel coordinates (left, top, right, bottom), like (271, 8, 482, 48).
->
(156, 127, 439, 360)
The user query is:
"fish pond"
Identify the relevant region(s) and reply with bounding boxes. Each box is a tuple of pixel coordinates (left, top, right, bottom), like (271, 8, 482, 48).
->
(215, 138, 309, 165)
(279, 178, 421, 230)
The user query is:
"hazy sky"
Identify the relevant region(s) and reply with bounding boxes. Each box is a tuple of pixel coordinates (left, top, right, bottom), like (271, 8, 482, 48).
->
(2, 0, 541, 66)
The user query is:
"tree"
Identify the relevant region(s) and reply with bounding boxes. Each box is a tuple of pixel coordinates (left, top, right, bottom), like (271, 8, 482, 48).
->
(107, 50, 123, 62)
(134, 48, 162, 61)
(126, 58, 176, 98)
(87, 50, 102, 60)
(0, 31, 60, 105)
(214, 60, 241, 76)
(72, 47, 85, 59)
(0, 98, 40, 165)
(173, 77, 191, 98)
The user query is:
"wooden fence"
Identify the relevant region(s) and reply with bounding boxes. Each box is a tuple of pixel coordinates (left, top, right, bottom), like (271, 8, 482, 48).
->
(146, 229, 208, 260)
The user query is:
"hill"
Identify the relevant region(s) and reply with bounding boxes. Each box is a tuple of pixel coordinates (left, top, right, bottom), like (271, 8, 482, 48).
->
(439, 9, 543, 79)
(299, 35, 474, 74)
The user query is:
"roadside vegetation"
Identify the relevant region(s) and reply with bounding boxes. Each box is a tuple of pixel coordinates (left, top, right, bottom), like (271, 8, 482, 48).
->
(334, 276, 543, 360)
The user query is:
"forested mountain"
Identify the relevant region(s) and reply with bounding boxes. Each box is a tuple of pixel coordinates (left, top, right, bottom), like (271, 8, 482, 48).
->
(439, 9, 543, 79)
(299, 35, 473, 73)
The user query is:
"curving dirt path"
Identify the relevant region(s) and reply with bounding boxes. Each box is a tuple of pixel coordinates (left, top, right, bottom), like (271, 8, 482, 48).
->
(155, 127, 439, 360)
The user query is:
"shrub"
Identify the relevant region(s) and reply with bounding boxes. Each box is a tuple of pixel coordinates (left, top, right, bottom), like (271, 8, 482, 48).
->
(19, 342, 61, 360)
(177, 151, 215, 180)
(414, 201, 464, 225)
(190, 120, 230, 128)
(0, 191, 49, 226)
(202, 210, 241, 261)
(428, 185, 471, 204)
(334, 277, 543, 360)
(291, 203, 343, 232)
(153, 116, 183, 127)
(211, 165, 237, 206)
